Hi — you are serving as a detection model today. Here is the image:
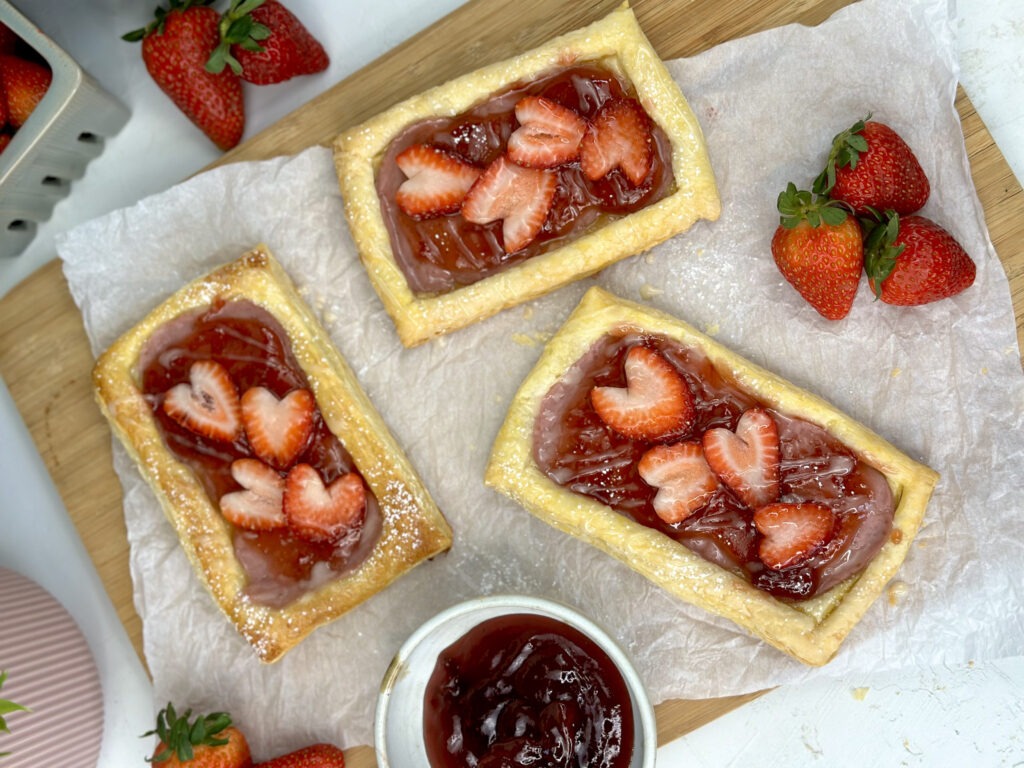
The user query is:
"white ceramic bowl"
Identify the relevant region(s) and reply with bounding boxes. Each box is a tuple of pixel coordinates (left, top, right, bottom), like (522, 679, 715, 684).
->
(375, 594, 657, 768)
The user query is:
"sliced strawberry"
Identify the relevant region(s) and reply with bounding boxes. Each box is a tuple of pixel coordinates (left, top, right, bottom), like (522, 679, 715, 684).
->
(702, 407, 781, 509)
(283, 464, 366, 543)
(395, 144, 481, 219)
(638, 441, 719, 524)
(162, 360, 241, 442)
(590, 346, 695, 440)
(507, 95, 587, 169)
(219, 458, 287, 530)
(461, 155, 556, 253)
(753, 502, 836, 570)
(579, 97, 653, 186)
(241, 386, 315, 469)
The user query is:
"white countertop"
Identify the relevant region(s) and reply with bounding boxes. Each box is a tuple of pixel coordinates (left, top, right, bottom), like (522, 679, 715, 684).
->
(1, 0, 1021, 765)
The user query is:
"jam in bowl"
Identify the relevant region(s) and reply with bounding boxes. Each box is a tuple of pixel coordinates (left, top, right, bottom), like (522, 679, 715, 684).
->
(374, 595, 656, 768)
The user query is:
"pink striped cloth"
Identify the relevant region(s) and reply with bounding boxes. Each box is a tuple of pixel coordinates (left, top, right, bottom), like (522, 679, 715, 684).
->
(0, 567, 103, 767)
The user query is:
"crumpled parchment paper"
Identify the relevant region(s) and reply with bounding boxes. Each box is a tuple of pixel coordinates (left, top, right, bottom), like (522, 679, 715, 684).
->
(58, 0, 1024, 755)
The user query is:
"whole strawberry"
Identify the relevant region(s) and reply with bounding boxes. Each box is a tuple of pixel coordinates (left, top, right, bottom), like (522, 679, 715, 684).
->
(124, 0, 245, 150)
(813, 116, 929, 215)
(0, 53, 52, 128)
(144, 703, 252, 767)
(864, 212, 976, 305)
(255, 743, 346, 767)
(770, 183, 864, 320)
(208, 0, 329, 85)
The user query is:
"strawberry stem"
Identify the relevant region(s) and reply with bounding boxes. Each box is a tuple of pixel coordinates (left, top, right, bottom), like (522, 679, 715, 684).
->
(143, 703, 233, 764)
(0, 671, 30, 758)
(122, 0, 215, 42)
(862, 209, 905, 298)
(207, 0, 270, 75)
(776, 182, 848, 229)
(812, 113, 872, 197)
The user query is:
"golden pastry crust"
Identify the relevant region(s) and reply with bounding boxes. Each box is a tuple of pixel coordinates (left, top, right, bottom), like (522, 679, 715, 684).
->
(333, 3, 720, 347)
(92, 246, 452, 663)
(485, 287, 939, 666)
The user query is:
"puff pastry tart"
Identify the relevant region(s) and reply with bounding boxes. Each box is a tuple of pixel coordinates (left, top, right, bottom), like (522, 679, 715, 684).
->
(333, 3, 720, 347)
(485, 287, 939, 665)
(92, 246, 452, 663)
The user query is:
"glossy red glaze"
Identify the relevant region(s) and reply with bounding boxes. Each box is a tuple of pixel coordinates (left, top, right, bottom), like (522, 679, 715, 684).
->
(138, 299, 381, 607)
(533, 332, 895, 601)
(377, 64, 675, 293)
(423, 613, 634, 768)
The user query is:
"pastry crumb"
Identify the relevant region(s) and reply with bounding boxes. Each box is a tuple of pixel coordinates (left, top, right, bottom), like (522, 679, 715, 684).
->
(644, 253, 656, 265)
(891, 367, 901, 377)
(704, 322, 720, 336)
(512, 331, 552, 347)
(639, 284, 663, 300)
(887, 581, 907, 606)
(850, 687, 869, 701)
(512, 332, 537, 347)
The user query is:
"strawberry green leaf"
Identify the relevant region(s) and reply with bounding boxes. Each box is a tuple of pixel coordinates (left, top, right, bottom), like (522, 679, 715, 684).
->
(143, 703, 235, 764)
(776, 181, 848, 229)
(812, 114, 872, 197)
(210, 0, 271, 72)
(819, 205, 848, 227)
(123, 0, 214, 42)
(206, 42, 241, 75)
(0, 670, 29, 733)
(863, 210, 906, 298)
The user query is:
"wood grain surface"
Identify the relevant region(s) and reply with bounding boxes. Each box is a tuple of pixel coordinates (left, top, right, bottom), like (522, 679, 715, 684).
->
(1, 1, 1021, 765)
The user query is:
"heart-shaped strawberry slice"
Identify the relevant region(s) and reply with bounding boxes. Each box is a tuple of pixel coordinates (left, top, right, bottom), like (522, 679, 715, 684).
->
(507, 95, 587, 169)
(579, 97, 653, 186)
(241, 386, 315, 469)
(703, 407, 780, 509)
(283, 464, 366, 543)
(395, 143, 482, 219)
(638, 441, 719, 524)
(162, 360, 242, 442)
(219, 458, 287, 531)
(753, 502, 836, 570)
(591, 345, 695, 440)
(461, 155, 557, 253)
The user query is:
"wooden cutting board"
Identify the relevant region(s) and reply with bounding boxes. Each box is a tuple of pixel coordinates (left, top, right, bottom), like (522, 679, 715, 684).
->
(1, 0, 1021, 764)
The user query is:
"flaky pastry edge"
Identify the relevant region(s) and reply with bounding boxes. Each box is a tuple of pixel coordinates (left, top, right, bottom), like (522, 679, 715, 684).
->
(333, 3, 720, 347)
(92, 245, 452, 663)
(484, 286, 939, 666)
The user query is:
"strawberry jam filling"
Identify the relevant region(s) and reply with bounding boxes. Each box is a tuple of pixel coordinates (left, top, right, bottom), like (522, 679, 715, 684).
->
(423, 613, 634, 768)
(138, 299, 381, 608)
(533, 332, 895, 601)
(377, 64, 675, 294)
